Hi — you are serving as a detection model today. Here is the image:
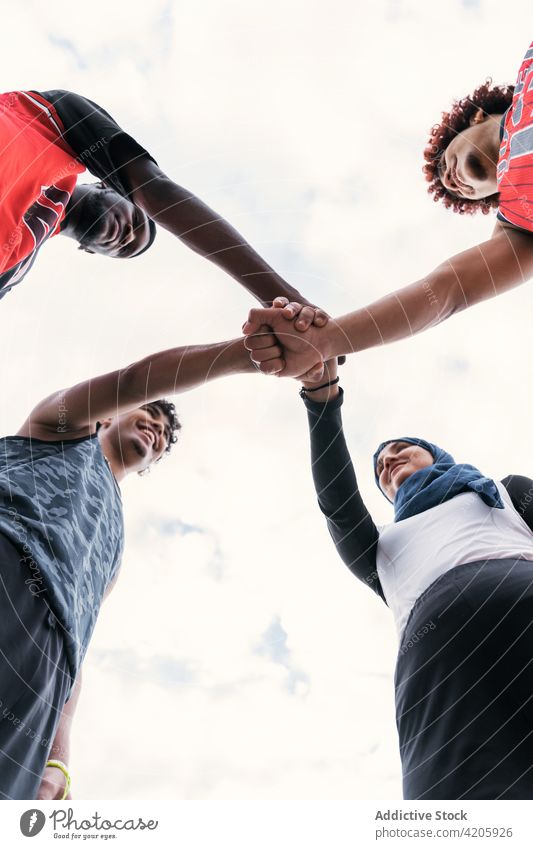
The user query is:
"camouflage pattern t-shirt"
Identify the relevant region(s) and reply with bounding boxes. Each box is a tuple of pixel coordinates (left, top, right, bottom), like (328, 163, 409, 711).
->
(0, 431, 124, 683)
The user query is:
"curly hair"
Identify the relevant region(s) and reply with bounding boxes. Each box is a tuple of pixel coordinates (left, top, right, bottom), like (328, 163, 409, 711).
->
(134, 399, 181, 477)
(423, 80, 514, 215)
(148, 399, 181, 455)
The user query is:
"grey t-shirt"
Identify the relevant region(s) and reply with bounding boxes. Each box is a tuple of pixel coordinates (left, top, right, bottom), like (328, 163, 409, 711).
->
(0, 431, 124, 683)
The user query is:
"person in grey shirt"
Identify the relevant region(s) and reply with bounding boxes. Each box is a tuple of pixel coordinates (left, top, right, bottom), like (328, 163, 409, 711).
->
(0, 326, 282, 801)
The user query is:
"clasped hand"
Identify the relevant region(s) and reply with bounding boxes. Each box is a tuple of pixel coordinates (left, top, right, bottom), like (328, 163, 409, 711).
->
(242, 297, 334, 381)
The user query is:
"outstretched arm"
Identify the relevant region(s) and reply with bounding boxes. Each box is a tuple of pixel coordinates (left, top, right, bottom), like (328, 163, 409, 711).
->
(331, 226, 533, 354)
(38, 89, 321, 311)
(125, 157, 319, 308)
(302, 369, 386, 602)
(244, 226, 533, 374)
(18, 334, 280, 440)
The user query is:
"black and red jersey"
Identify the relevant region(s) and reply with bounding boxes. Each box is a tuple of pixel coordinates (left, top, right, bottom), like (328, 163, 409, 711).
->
(497, 41, 533, 232)
(0, 89, 155, 299)
(0, 92, 83, 292)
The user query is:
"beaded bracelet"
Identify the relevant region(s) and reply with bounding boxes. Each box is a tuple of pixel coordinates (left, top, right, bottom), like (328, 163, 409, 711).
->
(299, 376, 340, 398)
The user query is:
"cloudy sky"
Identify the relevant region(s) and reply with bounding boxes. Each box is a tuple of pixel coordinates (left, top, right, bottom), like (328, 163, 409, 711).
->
(1, 0, 532, 799)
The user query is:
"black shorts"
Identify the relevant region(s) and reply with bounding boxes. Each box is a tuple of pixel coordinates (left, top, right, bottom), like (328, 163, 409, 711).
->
(0, 534, 71, 800)
(395, 558, 533, 800)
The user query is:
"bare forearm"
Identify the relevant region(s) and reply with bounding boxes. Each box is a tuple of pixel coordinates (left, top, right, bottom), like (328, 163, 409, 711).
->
(123, 337, 254, 407)
(26, 338, 256, 436)
(327, 231, 533, 357)
(48, 672, 82, 765)
(329, 271, 455, 355)
(136, 175, 306, 305)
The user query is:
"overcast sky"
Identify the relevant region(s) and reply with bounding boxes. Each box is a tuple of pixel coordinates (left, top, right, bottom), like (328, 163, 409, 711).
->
(1, 0, 532, 799)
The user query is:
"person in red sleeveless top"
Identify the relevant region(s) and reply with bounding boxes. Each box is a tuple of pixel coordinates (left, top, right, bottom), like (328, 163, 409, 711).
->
(242, 41, 533, 379)
(0, 89, 324, 322)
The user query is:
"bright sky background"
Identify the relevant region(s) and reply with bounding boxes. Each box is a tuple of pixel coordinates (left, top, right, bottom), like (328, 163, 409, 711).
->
(1, 0, 532, 800)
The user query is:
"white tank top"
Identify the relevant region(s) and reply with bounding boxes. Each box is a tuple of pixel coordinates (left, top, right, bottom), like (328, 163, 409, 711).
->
(376, 482, 533, 641)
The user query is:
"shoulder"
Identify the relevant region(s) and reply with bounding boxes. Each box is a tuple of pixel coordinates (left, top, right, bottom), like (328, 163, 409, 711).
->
(14, 422, 97, 445)
(16, 419, 94, 441)
(501, 474, 533, 504)
(492, 218, 533, 238)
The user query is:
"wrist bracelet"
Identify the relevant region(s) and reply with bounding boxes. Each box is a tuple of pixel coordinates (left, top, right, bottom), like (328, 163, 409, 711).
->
(46, 759, 71, 800)
(299, 376, 340, 397)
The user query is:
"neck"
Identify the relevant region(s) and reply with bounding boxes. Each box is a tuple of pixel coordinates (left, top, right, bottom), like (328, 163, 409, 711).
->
(108, 456, 126, 483)
(98, 434, 127, 483)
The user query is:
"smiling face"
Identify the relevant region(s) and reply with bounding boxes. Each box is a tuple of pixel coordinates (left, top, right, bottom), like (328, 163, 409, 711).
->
(437, 112, 501, 201)
(73, 184, 153, 258)
(98, 403, 173, 476)
(376, 441, 435, 501)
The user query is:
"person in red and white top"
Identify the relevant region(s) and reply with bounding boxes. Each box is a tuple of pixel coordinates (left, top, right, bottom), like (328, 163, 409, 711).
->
(496, 44, 533, 231)
(0, 89, 324, 320)
(243, 41, 533, 380)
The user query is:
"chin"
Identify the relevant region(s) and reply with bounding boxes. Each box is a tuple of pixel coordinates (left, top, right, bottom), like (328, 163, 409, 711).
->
(392, 469, 412, 493)
(127, 433, 151, 462)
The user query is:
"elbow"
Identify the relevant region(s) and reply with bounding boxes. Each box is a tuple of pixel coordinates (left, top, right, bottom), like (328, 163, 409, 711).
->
(134, 172, 174, 215)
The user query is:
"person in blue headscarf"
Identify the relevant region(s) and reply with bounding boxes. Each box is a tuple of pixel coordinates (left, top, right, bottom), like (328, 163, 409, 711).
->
(373, 436, 504, 521)
(298, 356, 533, 801)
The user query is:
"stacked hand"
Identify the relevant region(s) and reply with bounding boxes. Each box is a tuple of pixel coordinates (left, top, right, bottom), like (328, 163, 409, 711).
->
(243, 297, 336, 380)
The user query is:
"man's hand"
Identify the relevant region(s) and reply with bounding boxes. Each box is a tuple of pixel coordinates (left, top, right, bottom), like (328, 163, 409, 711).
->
(269, 297, 346, 366)
(247, 325, 286, 375)
(270, 297, 329, 330)
(243, 306, 333, 379)
(36, 765, 71, 800)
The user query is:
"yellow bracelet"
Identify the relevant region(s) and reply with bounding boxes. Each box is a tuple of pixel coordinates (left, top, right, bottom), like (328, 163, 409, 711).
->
(45, 759, 71, 801)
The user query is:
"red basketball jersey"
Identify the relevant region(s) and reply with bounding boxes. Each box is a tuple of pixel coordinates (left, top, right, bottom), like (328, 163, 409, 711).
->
(0, 91, 85, 280)
(497, 42, 533, 232)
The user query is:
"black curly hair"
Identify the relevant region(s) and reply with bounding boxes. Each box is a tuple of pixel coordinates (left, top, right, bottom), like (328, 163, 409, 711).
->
(423, 80, 514, 214)
(143, 399, 181, 455)
(96, 399, 181, 478)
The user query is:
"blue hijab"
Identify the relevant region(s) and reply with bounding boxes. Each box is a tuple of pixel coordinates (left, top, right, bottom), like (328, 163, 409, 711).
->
(372, 437, 504, 522)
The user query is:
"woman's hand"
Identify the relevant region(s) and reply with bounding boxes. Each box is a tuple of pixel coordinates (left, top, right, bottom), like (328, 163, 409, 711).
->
(300, 358, 339, 403)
